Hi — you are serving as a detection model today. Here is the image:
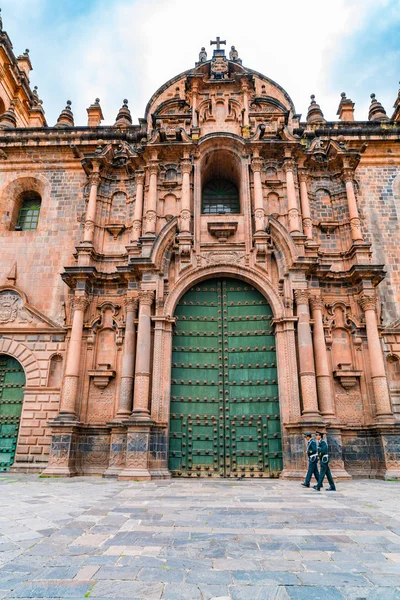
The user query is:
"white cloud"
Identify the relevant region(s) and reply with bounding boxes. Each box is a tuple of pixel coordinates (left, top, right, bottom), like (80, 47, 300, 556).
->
(2, 0, 398, 125)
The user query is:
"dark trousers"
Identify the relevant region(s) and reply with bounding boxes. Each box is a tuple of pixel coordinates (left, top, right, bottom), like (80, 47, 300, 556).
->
(316, 461, 336, 489)
(304, 458, 319, 486)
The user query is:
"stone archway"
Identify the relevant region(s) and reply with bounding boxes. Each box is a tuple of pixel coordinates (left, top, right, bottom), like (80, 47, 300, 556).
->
(151, 265, 301, 479)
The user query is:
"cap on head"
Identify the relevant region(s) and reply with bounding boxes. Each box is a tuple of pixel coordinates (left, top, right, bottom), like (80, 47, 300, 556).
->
(303, 432, 312, 438)
(315, 431, 324, 437)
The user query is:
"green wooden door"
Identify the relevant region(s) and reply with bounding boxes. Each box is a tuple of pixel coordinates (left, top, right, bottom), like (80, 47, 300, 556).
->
(0, 355, 25, 472)
(169, 278, 283, 478)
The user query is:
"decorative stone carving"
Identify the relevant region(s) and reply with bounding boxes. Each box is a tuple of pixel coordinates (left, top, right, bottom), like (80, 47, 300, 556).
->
(198, 251, 246, 266)
(211, 56, 228, 78)
(0, 293, 20, 323)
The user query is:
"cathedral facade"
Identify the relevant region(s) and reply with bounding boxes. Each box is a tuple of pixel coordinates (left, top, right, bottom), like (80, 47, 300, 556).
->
(1, 25, 400, 479)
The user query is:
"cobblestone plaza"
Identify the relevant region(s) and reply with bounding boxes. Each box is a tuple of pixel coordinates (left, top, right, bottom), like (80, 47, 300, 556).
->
(0, 476, 400, 599)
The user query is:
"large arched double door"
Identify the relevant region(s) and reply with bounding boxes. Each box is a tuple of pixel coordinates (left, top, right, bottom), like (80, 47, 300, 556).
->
(0, 355, 25, 472)
(168, 278, 283, 478)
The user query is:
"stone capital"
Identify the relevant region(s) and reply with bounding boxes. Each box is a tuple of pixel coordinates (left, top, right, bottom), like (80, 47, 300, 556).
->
(294, 289, 309, 305)
(309, 294, 324, 312)
(283, 159, 296, 174)
(72, 295, 90, 312)
(124, 296, 139, 312)
(298, 169, 309, 184)
(89, 171, 101, 187)
(148, 161, 159, 176)
(251, 157, 264, 173)
(341, 167, 354, 184)
(358, 292, 377, 312)
(138, 291, 155, 307)
(180, 158, 192, 175)
(135, 171, 145, 185)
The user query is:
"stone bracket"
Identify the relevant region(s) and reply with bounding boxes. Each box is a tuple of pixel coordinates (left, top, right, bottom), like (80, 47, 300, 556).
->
(333, 363, 362, 390)
(207, 221, 238, 242)
(88, 363, 116, 389)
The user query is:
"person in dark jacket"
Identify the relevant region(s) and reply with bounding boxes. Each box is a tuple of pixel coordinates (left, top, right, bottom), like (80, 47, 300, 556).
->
(313, 431, 336, 491)
(301, 433, 319, 488)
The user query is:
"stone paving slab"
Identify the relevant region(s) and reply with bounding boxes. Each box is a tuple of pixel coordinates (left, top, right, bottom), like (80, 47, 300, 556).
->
(0, 476, 400, 598)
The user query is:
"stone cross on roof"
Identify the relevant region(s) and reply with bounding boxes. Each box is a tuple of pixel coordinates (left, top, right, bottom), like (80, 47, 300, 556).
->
(210, 37, 226, 51)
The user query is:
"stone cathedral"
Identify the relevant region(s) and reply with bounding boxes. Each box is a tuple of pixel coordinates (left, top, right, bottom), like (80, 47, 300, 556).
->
(0, 24, 400, 480)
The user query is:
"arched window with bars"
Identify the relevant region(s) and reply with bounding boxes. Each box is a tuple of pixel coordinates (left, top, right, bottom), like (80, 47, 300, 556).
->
(15, 191, 41, 231)
(202, 179, 240, 215)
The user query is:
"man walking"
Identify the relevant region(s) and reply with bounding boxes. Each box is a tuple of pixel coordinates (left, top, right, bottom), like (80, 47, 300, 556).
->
(313, 431, 336, 491)
(301, 432, 319, 488)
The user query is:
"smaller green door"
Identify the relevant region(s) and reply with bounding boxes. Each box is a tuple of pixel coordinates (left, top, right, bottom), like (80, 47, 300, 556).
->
(0, 355, 25, 472)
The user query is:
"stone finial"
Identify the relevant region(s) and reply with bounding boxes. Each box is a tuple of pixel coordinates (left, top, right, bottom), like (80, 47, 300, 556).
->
(31, 85, 40, 106)
(0, 8, 3, 31)
(198, 47, 207, 63)
(306, 95, 326, 124)
(87, 98, 104, 127)
(336, 92, 355, 122)
(229, 45, 239, 61)
(0, 100, 17, 129)
(17, 48, 32, 78)
(391, 82, 400, 121)
(55, 100, 74, 128)
(368, 93, 389, 122)
(29, 86, 46, 127)
(114, 99, 132, 128)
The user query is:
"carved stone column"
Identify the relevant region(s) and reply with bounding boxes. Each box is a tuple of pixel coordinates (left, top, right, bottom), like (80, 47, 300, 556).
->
(309, 294, 336, 419)
(59, 294, 89, 419)
(179, 157, 192, 234)
(294, 289, 321, 421)
(342, 168, 363, 242)
(131, 171, 145, 243)
(251, 156, 266, 233)
(131, 291, 154, 419)
(298, 170, 313, 241)
(283, 159, 301, 234)
(116, 297, 138, 418)
(191, 82, 198, 128)
(83, 164, 100, 244)
(144, 159, 159, 236)
(358, 292, 393, 422)
(241, 80, 250, 128)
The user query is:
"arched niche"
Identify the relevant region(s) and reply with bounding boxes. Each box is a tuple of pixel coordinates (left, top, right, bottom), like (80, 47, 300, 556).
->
(266, 192, 280, 216)
(200, 148, 242, 214)
(109, 191, 127, 223)
(387, 354, 400, 387)
(48, 354, 63, 388)
(315, 188, 333, 220)
(162, 193, 178, 218)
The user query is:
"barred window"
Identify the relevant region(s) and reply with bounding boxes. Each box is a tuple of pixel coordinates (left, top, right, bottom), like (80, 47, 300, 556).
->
(16, 192, 41, 231)
(202, 179, 240, 215)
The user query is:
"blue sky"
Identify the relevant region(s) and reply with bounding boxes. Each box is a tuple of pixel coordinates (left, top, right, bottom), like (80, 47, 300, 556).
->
(3, 0, 400, 126)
